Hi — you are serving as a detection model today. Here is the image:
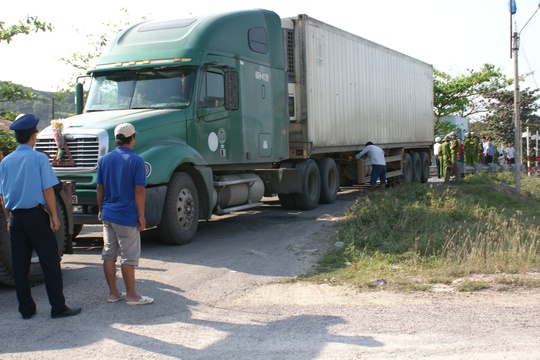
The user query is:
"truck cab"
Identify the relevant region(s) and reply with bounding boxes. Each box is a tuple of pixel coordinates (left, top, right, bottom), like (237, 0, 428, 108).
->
(36, 9, 290, 245)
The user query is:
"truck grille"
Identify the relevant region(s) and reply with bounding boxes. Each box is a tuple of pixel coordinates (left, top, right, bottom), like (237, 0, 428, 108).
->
(35, 135, 100, 170)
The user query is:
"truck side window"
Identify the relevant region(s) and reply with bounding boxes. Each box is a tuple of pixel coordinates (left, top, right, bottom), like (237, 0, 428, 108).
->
(198, 71, 225, 109)
(248, 27, 268, 54)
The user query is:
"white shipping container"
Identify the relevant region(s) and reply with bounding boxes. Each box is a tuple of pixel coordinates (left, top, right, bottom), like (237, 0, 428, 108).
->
(286, 15, 434, 153)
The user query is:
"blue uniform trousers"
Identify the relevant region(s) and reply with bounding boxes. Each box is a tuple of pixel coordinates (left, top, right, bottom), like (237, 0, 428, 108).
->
(9, 205, 67, 317)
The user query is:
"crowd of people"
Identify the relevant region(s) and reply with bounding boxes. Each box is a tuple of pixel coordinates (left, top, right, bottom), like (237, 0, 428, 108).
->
(433, 131, 516, 179)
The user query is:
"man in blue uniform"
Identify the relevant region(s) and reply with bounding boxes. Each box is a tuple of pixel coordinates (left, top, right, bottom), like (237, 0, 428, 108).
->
(0, 114, 81, 319)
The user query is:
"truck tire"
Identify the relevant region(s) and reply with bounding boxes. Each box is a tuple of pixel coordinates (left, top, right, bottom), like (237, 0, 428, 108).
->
(293, 159, 321, 210)
(73, 224, 83, 238)
(0, 208, 13, 285)
(54, 196, 69, 256)
(419, 152, 430, 183)
(402, 153, 413, 183)
(411, 152, 422, 183)
(0, 196, 68, 286)
(339, 161, 356, 187)
(317, 158, 338, 204)
(158, 172, 199, 245)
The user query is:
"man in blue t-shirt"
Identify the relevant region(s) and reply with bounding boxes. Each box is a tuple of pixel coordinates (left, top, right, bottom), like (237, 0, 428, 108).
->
(97, 123, 153, 306)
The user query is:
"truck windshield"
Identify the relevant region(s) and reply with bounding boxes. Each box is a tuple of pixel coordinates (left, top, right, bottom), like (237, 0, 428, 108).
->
(85, 68, 196, 111)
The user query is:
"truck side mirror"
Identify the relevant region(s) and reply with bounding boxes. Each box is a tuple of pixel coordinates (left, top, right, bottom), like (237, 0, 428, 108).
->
(75, 82, 84, 115)
(225, 71, 238, 110)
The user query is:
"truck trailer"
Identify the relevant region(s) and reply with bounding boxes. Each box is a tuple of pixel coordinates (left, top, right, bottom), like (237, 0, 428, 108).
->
(35, 9, 434, 245)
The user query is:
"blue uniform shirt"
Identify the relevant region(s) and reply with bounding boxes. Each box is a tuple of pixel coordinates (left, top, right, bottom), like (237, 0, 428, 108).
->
(97, 147, 146, 227)
(0, 145, 59, 210)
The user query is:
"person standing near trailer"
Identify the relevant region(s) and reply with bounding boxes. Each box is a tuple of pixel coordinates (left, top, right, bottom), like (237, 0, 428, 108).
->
(354, 142, 387, 191)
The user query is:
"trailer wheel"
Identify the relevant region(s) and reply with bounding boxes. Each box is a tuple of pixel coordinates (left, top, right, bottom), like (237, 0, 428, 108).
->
(419, 152, 430, 183)
(411, 152, 422, 182)
(293, 159, 321, 210)
(158, 172, 199, 245)
(402, 153, 413, 183)
(317, 158, 338, 204)
(0, 196, 68, 286)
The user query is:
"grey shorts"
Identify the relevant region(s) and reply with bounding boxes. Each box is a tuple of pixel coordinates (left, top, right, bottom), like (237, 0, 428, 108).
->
(101, 220, 141, 266)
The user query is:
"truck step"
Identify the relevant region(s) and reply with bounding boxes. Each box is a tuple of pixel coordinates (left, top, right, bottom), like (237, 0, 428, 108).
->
(214, 202, 263, 215)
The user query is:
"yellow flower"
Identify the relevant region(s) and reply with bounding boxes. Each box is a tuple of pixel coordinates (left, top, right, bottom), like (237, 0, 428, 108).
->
(51, 120, 64, 130)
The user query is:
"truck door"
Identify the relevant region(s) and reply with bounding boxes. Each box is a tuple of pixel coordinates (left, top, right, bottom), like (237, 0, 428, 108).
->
(195, 68, 231, 165)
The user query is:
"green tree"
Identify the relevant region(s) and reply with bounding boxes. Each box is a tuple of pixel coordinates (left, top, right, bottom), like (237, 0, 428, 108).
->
(0, 81, 36, 119)
(482, 87, 540, 144)
(0, 129, 17, 157)
(433, 64, 514, 135)
(0, 16, 52, 43)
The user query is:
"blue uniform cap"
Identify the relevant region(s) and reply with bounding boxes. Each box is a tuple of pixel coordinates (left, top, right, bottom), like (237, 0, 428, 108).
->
(9, 114, 39, 131)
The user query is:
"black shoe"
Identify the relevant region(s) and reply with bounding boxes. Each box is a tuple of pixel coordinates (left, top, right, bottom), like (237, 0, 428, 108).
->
(22, 310, 36, 320)
(51, 306, 81, 319)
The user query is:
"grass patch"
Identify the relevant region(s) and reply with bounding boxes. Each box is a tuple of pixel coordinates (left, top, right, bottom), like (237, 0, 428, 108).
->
(304, 172, 540, 292)
(455, 281, 490, 292)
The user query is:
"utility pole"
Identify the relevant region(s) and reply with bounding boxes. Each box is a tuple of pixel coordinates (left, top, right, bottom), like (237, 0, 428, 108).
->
(511, 2, 540, 193)
(51, 97, 55, 121)
(512, 30, 521, 193)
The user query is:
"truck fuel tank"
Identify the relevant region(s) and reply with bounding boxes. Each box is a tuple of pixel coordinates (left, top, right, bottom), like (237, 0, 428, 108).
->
(212, 174, 265, 213)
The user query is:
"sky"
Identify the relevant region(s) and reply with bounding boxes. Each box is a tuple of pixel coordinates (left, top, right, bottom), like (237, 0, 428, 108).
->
(1, 0, 539, 92)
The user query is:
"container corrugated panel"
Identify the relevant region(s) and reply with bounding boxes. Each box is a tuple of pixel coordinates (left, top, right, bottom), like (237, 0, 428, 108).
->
(297, 15, 433, 149)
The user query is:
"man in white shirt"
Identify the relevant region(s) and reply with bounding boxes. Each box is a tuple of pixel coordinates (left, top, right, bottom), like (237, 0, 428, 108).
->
(505, 142, 515, 165)
(433, 137, 442, 178)
(355, 142, 386, 191)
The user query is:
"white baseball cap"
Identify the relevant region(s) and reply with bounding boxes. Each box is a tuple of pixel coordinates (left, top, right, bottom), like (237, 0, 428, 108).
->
(114, 123, 136, 138)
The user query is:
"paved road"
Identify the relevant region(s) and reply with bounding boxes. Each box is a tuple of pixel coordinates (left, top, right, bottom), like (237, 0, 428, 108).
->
(1, 184, 539, 359)
(0, 188, 366, 359)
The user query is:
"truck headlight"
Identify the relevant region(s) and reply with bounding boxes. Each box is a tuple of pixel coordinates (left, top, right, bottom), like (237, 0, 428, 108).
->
(145, 162, 152, 178)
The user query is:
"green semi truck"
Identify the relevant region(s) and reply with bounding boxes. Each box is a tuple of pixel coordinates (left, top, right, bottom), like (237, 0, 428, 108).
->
(35, 9, 434, 245)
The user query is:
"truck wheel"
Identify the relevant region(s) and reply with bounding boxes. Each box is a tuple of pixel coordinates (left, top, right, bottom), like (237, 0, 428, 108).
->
(293, 159, 321, 210)
(411, 152, 422, 182)
(0, 196, 68, 286)
(402, 153, 413, 183)
(317, 158, 338, 204)
(53, 196, 69, 256)
(73, 224, 83, 238)
(419, 152, 430, 183)
(0, 207, 13, 285)
(339, 164, 355, 187)
(158, 172, 199, 245)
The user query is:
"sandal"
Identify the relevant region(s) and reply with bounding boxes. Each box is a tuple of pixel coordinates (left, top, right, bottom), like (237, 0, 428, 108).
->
(126, 295, 154, 306)
(107, 292, 126, 303)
